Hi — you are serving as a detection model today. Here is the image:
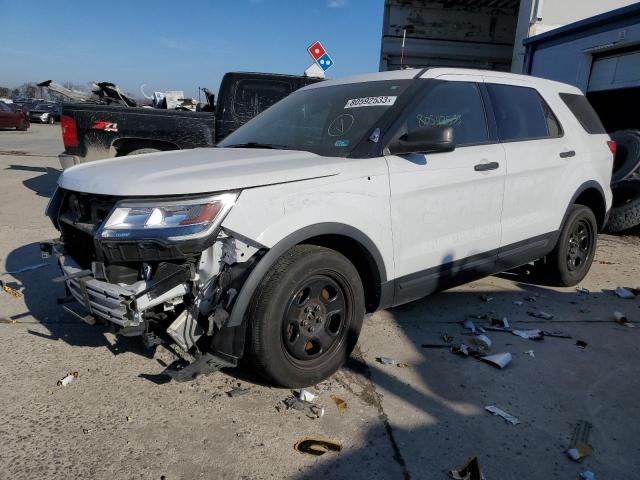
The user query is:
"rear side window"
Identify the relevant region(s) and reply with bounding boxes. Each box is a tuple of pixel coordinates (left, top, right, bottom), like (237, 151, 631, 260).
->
(559, 93, 606, 134)
(232, 79, 292, 122)
(487, 84, 562, 141)
(406, 81, 489, 146)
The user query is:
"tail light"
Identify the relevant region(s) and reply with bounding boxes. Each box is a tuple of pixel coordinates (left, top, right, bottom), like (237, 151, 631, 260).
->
(60, 115, 78, 148)
(607, 140, 617, 157)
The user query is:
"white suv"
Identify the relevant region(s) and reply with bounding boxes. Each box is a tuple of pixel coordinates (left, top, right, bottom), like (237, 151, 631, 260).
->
(43, 68, 614, 386)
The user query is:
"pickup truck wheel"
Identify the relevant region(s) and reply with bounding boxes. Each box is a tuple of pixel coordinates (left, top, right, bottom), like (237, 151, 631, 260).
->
(606, 179, 640, 232)
(246, 245, 365, 387)
(543, 205, 597, 286)
(127, 148, 161, 156)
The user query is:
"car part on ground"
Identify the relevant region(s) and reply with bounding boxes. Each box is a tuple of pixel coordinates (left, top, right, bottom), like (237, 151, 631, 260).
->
(606, 179, 640, 232)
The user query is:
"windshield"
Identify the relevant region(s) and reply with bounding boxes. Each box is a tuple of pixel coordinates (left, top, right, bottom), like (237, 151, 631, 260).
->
(218, 80, 412, 157)
(34, 103, 53, 110)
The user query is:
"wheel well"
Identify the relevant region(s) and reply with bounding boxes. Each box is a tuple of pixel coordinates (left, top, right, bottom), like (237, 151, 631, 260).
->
(112, 138, 180, 156)
(574, 187, 606, 229)
(301, 234, 382, 313)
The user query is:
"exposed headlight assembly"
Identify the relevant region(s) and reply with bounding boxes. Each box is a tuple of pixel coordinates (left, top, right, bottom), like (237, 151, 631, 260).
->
(98, 193, 238, 241)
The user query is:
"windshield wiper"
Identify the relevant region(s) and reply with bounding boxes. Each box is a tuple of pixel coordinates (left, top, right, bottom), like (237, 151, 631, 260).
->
(225, 142, 291, 150)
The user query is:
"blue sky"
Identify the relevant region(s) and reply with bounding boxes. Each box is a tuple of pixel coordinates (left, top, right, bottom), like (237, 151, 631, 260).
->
(0, 0, 384, 97)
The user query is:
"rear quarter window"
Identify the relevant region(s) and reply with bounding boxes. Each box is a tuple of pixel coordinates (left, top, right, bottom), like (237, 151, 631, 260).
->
(487, 84, 562, 142)
(559, 93, 606, 134)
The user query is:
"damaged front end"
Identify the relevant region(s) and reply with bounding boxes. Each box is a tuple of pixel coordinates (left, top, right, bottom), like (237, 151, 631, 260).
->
(41, 188, 263, 369)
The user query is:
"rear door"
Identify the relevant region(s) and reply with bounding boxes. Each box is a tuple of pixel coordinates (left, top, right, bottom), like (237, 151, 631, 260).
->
(386, 76, 506, 304)
(483, 79, 572, 265)
(0, 102, 12, 127)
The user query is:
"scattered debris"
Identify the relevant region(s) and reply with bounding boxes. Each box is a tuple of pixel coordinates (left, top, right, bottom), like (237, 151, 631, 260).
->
(525, 296, 538, 303)
(448, 456, 485, 480)
(294, 437, 342, 457)
(82, 428, 91, 435)
(0, 317, 17, 324)
(576, 286, 590, 295)
(396, 362, 409, 368)
(296, 389, 316, 402)
(490, 317, 510, 329)
(527, 310, 554, 320)
(480, 294, 493, 303)
(451, 343, 470, 357)
(330, 395, 347, 414)
(126, 416, 133, 423)
(308, 405, 325, 419)
(512, 329, 544, 340)
(471, 334, 492, 349)
(615, 287, 636, 299)
(2, 262, 48, 275)
(513, 300, 524, 306)
(463, 319, 477, 333)
(540, 330, 572, 339)
(377, 356, 395, 365)
(227, 386, 250, 397)
(576, 340, 588, 349)
(481, 352, 512, 369)
(57, 371, 78, 387)
(613, 311, 635, 327)
(579, 471, 595, 480)
(566, 420, 593, 462)
(0, 280, 21, 298)
(485, 405, 520, 425)
(442, 333, 454, 343)
(524, 350, 535, 357)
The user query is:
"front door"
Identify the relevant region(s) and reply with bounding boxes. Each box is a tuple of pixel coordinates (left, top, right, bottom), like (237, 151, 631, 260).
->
(386, 77, 506, 304)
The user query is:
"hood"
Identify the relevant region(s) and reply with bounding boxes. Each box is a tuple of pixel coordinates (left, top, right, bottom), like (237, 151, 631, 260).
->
(58, 147, 342, 196)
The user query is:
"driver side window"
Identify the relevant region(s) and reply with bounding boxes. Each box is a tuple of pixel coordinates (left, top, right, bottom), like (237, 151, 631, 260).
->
(407, 81, 488, 146)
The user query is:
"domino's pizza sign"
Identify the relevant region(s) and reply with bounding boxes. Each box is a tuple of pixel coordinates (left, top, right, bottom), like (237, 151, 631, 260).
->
(308, 41, 334, 71)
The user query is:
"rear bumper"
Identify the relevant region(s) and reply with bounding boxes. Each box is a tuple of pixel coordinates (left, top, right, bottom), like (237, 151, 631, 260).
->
(59, 153, 81, 170)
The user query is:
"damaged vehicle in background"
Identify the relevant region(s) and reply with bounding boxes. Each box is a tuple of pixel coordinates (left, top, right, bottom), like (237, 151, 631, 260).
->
(50, 72, 320, 169)
(42, 68, 613, 387)
(28, 102, 61, 124)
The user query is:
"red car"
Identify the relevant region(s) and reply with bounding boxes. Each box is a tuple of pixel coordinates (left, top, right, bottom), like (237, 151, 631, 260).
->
(0, 102, 29, 130)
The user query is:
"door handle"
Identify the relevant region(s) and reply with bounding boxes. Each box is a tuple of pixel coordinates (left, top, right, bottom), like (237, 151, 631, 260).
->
(559, 150, 576, 158)
(474, 162, 499, 171)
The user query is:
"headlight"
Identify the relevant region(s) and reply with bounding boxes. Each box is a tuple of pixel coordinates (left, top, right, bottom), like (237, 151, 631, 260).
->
(98, 193, 237, 241)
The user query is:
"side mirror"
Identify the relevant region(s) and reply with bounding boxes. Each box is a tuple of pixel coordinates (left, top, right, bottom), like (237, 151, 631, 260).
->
(388, 126, 455, 155)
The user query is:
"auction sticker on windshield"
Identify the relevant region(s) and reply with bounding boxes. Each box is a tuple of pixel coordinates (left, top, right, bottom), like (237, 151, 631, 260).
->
(344, 96, 397, 109)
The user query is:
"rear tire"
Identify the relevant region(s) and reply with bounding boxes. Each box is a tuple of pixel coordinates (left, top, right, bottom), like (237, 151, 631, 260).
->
(246, 245, 365, 387)
(542, 205, 597, 286)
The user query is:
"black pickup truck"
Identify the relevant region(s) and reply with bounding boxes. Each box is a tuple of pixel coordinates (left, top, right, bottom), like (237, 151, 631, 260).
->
(58, 72, 320, 169)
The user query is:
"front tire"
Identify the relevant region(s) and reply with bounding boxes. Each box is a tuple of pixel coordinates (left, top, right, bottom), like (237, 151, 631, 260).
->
(246, 245, 365, 387)
(543, 205, 597, 286)
(47, 114, 54, 124)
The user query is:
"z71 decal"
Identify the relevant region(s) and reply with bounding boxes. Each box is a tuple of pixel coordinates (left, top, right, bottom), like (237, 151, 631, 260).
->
(92, 121, 118, 132)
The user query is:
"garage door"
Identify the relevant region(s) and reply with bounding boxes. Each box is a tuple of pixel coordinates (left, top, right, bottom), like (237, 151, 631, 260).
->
(588, 49, 640, 92)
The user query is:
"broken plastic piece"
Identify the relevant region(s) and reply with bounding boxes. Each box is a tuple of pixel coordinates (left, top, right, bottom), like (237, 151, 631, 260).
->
(448, 456, 485, 480)
(490, 317, 510, 329)
(480, 294, 493, 303)
(485, 405, 520, 425)
(294, 438, 342, 457)
(579, 471, 595, 480)
(512, 329, 543, 340)
(527, 310, 554, 320)
(166, 352, 236, 382)
(576, 340, 588, 349)
(377, 356, 395, 365)
(463, 318, 477, 333)
(396, 362, 408, 368)
(576, 286, 590, 294)
(481, 352, 512, 369)
(442, 333, 454, 343)
(613, 311, 635, 327)
(296, 389, 316, 402)
(227, 386, 250, 397)
(452, 343, 470, 356)
(524, 350, 535, 357)
(513, 300, 524, 306)
(57, 371, 79, 387)
(330, 395, 347, 413)
(472, 334, 492, 349)
(615, 287, 636, 299)
(308, 405, 325, 419)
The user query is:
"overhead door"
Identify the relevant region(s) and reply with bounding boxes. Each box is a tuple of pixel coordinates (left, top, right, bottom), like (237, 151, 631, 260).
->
(588, 49, 640, 92)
